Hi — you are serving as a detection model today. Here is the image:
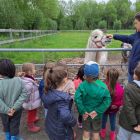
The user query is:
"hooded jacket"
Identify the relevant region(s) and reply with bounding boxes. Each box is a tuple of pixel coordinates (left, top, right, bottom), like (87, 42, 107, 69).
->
(42, 89, 76, 140)
(119, 81, 140, 134)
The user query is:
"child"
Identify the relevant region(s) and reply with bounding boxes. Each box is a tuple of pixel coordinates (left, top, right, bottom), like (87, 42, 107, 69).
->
(0, 59, 28, 140)
(107, 12, 140, 82)
(117, 63, 140, 140)
(39, 62, 56, 116)
(42, 65, 76, 140)
(74, 61, 111, 140)
(100, 68, 124, 140)
(21, 63, 41, 133)
(73, 64, 85, 128)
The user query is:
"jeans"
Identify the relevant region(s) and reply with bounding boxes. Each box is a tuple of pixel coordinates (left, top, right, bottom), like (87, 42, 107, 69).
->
(117, 126, 140, 140)
(101, 113, 116, 131)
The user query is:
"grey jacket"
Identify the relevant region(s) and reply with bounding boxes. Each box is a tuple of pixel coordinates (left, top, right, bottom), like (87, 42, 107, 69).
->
(119, 81, 140, 133)
(0, 77, 28, 114)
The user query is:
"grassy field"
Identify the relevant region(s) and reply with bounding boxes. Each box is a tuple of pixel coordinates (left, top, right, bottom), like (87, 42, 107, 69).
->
(0, 30, 134, 63)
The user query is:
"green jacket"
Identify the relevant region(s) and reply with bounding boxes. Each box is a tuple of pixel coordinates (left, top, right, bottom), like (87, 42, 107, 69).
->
(0, 77, 28, 114)
(74, 79, 111, 119)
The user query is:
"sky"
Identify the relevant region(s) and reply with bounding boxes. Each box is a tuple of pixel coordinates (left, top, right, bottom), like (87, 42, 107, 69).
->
(64, 0, 136, 3)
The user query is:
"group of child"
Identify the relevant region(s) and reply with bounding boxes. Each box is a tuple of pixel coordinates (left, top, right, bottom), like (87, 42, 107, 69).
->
(0, 58, 140, 140)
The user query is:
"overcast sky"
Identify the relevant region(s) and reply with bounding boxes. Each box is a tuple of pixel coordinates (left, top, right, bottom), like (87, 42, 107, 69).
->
(64, 0, 136, 3)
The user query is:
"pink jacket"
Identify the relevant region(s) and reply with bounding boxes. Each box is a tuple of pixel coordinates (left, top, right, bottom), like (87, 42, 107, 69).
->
(21, 77, 41, 110)
(73, 78, 82, 90)
(105, 82, 124, 114)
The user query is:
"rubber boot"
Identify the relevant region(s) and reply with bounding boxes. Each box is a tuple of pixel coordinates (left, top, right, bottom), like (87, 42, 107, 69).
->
(11, 136, 17, 140)
(5, 132, 11, 140)
(110, 131, 116, 140)
(100, 128, 106, 139)
(28, 123, 40, 132)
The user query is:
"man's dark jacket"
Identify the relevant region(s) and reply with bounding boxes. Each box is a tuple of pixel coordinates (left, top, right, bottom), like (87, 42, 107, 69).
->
(114, 32, 140, 76)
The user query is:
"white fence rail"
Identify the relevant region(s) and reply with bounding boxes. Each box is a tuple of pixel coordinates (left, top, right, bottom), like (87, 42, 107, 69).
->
(0, 29, 57, 45)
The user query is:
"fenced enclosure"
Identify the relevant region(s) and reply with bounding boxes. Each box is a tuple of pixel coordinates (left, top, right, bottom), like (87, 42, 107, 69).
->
(0, 48, 131, 83)
(0, 29, 57, 45)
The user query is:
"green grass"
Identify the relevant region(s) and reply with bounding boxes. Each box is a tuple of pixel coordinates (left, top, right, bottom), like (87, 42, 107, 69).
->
(0, 30, 134, 63)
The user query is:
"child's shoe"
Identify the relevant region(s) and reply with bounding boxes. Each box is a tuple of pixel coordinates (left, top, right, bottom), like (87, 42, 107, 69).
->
(5, 132, 10, 140)
(100, 128, 106, 139)
(110, 131, 116, 140)
(28, 123, 40, 132)
(11, 136, 16, 140)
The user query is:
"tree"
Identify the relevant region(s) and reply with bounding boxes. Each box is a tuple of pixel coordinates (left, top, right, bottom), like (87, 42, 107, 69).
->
(113, 19, 121, 32)
(98, 20, 107, 29)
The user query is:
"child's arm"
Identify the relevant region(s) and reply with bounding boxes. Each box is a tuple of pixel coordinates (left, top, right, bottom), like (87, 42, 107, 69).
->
(74, 86, 87, 115)
(58, 101, 76, 127)
(12, 80, 28, 111)
(0, 98, 11, 114)
(95, 89, 111, 114)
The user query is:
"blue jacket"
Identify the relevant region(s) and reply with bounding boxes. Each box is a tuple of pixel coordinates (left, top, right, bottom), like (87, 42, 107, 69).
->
(113, 32, 140, 75)
(39, 79, 44, 98)
(42, 89, 76, 140)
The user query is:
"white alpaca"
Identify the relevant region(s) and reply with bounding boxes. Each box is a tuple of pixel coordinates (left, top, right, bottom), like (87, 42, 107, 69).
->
(84, 29, 111, 65)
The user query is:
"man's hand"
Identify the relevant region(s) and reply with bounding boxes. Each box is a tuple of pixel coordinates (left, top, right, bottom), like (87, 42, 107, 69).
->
(83, 112, 89, 120)
(89, 111, 97, 119)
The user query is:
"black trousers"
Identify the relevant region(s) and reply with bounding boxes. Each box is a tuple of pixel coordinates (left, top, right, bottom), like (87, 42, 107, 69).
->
(0, 109, 22, 136)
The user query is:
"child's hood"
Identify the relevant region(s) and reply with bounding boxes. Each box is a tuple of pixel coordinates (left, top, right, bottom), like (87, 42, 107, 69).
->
(133, 80, 140, 88)
(21, 77, 38, 86)
(43, 89, 71, 106)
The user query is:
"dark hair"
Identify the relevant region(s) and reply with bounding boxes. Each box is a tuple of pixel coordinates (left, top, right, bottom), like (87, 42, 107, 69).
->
(0, 59, 15, 78)
(106, 68, 119, 97)
(135, 12, 140, 21)
(76, 65, 85, 81)
(134, 62, 140, 80)
(45, 65, 68, 92)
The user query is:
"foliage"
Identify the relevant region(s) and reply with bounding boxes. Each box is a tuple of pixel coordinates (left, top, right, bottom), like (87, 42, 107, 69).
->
(113, 19, 121, 32)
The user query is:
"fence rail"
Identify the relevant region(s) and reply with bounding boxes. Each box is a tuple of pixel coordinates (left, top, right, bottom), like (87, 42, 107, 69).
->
(0, 48, 132, 52)
(0, 29, 57, 45)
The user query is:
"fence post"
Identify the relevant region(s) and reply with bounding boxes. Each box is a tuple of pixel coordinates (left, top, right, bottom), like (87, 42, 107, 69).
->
(9, 29, 13, 40)
(21, 29, 24, 39)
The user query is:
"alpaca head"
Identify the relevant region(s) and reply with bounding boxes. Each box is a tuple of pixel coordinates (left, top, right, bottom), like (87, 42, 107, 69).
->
(90, 29, 111, 48)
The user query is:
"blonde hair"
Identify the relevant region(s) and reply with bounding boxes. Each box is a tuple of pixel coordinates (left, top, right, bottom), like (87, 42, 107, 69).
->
(22, 63, 35, 74)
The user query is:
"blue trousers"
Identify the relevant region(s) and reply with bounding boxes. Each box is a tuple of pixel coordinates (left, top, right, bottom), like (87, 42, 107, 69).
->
(101, 113, 116, 131)
(117, 126, 140, 140)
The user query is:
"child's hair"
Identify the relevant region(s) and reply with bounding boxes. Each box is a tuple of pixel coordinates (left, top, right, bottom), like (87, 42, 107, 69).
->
(76, 65, 85, 81)
(135, 12, 140, 21)
(43, 62, 56, 79)
(22, 63, 35, 74)
(45, 65, 67, 92)
(0, 59, 15, 78)
(106, 68, 119, 97)
(134, 62, 140, 80)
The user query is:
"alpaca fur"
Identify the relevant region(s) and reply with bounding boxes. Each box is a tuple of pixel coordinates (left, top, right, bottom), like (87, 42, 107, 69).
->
(84, 29, 110, 65)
